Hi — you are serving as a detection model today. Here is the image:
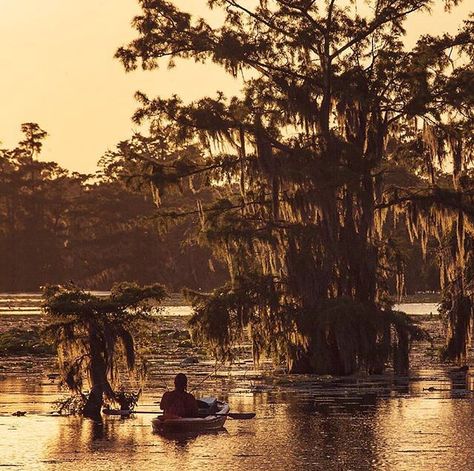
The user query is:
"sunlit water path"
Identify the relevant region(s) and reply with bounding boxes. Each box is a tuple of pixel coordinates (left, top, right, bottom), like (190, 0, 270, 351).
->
(0, 293, 193, 317)
(0, 293, 439, 317)
(2, 295, 474, 470)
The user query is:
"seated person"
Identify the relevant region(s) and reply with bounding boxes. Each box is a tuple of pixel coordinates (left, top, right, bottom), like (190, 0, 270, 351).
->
(160, 373, 198, 418)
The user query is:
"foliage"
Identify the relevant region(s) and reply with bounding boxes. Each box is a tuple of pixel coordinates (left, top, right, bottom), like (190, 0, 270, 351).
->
(105, 389, 141, 411)
(187, 278, 426, 374)
(0, 124, 228, 292)
(112, 0, 472, 373)
(43, 282, 166, 404)
(0, 123, 80, 291)
(53, 394, 88, 416)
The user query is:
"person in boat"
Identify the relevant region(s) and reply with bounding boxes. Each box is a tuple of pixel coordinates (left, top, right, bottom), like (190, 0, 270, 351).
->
(160, 373, 199, 418)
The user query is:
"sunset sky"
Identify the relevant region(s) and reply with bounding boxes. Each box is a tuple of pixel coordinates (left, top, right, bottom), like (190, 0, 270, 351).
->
(0, 0, 471, 173)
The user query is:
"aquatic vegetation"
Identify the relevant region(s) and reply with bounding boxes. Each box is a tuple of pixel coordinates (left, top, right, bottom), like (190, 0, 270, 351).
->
(0, 327, 54, 356)
(43, 282, 167, 417)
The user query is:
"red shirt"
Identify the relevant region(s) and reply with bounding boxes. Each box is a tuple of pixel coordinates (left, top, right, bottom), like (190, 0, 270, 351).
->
(160, 390, 199, 418)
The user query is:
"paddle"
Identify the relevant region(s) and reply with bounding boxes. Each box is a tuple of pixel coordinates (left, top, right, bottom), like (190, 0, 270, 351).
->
(213, 412, 255, 419)
(103, 409, 255, 419)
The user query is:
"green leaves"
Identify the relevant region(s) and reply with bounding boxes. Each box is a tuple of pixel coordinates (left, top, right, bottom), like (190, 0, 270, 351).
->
(43, 282, 167, 319)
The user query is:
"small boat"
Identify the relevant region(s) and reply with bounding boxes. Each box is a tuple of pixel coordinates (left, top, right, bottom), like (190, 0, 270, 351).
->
(152, 397, 229, 434)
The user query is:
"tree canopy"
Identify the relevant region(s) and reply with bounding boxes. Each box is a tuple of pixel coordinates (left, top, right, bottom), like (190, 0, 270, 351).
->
(113, 0, 473, 373)
(0, 124, 227, 292)
(43, 282, 166, 416)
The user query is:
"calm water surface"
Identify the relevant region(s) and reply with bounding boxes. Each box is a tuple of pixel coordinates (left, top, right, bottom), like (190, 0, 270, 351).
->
(2, 378, 474, 471)
(2, 295, 473, 471)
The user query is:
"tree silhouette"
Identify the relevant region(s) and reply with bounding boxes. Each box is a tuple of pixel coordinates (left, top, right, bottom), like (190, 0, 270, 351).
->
(114, 0, 472, 373)
(43, 282, 166, 418)
(0, 124, 228, 292)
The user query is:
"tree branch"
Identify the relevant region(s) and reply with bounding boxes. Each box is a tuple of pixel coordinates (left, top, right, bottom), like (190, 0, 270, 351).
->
(330, 3, 427, 60)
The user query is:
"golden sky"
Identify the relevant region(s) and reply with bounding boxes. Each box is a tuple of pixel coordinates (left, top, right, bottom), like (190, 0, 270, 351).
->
(0, 0, 471, 173)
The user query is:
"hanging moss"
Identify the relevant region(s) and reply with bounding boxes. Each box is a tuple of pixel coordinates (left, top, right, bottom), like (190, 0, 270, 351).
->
(43, 282, 166, 415)
(187, 280, 426, 375)
(111, 1, 472, 373)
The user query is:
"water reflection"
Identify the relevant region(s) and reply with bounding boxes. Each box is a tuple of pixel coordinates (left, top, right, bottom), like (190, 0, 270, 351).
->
(2, 384, 474, 470)
(0, 376, 60, 414)
(374, 396, 474, 470)
(2, 299, 474, 470)
(156, 428, 228, 448)
(394, 302, 440, 316)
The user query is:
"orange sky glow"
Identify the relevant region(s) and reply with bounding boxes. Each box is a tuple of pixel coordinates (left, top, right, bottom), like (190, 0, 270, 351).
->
(0, 0, 471, 173)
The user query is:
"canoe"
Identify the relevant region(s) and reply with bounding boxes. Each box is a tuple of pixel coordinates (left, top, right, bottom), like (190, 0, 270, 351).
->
(152, 397, 229, 434)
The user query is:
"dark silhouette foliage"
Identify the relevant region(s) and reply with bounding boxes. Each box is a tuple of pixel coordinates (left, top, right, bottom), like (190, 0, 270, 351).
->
(113, 0, 473, 373)
(43, 282, 166, 417)
(0, 124, 227, 292)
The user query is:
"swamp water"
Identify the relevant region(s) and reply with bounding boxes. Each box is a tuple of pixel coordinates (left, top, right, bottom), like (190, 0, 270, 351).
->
(1, 295, 473, 470)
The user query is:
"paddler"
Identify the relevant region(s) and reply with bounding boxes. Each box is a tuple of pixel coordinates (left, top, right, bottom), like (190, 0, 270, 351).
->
(160, 373, 199, 418)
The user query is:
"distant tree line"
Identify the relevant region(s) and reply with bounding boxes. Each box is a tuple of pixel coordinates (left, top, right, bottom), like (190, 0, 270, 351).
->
(0, 123, 439, 295)
(0, 124, 227, 292)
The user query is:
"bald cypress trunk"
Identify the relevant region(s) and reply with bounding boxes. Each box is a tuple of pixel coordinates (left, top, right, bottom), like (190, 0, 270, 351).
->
(82, 329, 107, 418)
